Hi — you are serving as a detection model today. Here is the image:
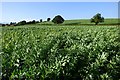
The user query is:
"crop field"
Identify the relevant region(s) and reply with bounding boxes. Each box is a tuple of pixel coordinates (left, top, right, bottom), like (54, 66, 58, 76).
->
(1, 25, 120, 79)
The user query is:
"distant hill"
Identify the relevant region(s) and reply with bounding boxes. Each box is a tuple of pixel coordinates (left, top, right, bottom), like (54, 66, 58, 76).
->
(37, 18, 119, 25)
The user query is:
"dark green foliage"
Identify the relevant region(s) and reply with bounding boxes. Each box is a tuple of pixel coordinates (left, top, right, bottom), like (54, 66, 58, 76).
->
(17, 20, 26, 26)
(26, 20, 37, 24)
(10, 22, 13, 25)
(52, 15, 64, 24)
(10, 22, 16, 26)
(32, 20, 36, 23)
(35, 21, 39, 23)
(26, 21, 32, 24)
(91, 13, 104, 25)
(40, 19, 42, 22)
(47, 18, 51, 21)
(2, 24, 5, 27)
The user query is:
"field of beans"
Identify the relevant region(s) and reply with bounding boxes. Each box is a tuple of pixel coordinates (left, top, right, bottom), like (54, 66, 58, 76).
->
(1, 25, 120, 79)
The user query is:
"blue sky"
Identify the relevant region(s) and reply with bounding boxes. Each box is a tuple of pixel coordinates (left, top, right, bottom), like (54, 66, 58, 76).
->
(1, 2, 118, 23)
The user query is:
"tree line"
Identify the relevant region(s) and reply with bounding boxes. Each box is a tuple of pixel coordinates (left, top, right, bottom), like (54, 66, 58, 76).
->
(1, 13, 104, 27)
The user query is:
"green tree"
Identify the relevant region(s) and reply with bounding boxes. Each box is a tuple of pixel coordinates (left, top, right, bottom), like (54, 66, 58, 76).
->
(10, 22, 16, 25)
(40, 19, 42, 22)
(52, 15, 64, 24)
(32, 20, 36, 23)
(17, 20, 26, 25)
(47, 18, 51, 21)
(10, 22, 13, 25)
(91, 13, 104, 25)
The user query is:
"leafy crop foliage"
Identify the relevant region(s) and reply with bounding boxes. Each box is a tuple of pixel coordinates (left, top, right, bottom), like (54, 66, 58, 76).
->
(1, 25, 120, 80)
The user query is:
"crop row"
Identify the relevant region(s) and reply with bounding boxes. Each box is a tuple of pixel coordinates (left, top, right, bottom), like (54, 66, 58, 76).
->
(1, 26, 120, 80)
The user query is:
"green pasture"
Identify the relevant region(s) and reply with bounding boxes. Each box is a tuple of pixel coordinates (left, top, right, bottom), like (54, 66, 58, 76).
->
(37, 18, 119, 25)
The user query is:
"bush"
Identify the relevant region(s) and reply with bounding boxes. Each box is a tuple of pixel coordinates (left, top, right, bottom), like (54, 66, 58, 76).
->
(52, 15, 64, 24)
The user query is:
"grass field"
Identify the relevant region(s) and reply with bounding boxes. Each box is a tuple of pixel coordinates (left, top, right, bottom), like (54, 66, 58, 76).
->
(38, 18, 119, 25)
(1, 23, 120, 79)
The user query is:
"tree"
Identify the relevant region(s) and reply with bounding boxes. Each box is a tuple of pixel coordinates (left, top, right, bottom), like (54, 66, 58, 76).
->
(10, 22, 13, 25)
(40, 19, 42, 22)
(10, 22, 16, 26)
(91, 13, 104, 25)
(52, 15, 64, 24)
(32, 20, 36, 23)
(36, 21, 39, 23)
(47, 18, 51, 21)
(2, 24, 5, 27)
(17, 20, 26, 25)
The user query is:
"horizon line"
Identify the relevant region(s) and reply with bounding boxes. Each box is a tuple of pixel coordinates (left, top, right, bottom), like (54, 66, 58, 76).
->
(1, 17, 119, 24)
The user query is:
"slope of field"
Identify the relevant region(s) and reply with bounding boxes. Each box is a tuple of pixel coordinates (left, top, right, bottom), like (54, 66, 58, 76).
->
(1, 25, 120, 79)
(38, 18, 119, 25)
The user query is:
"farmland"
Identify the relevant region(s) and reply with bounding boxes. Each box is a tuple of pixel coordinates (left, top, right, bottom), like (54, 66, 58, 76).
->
(38, 18, 119, 25)
(1, 24, 120, 79)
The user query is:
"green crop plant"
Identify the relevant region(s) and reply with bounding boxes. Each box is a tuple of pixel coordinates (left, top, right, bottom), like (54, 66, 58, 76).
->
(1, 25, 120, 80)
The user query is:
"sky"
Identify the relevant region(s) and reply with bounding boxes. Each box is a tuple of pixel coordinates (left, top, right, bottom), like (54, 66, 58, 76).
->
(1, 0, 119, 2)
(1, 2, 118, 23)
